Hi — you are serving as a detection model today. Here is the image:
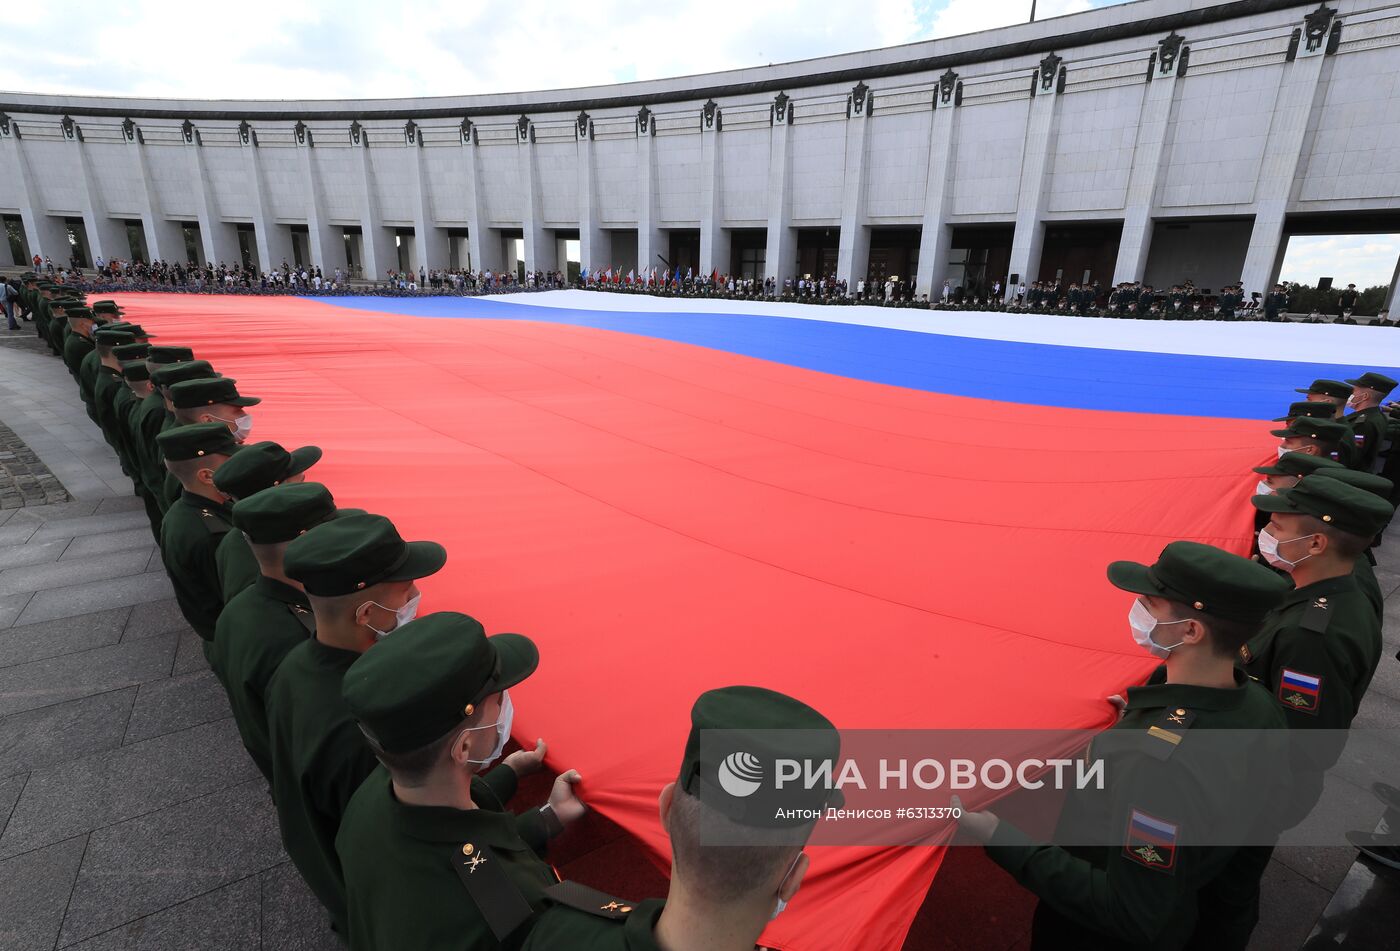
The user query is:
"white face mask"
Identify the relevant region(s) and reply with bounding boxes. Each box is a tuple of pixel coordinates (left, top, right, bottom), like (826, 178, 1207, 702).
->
(1255, 480, 1274, 496)
(1276, 444, 1290, 459)
(1128, 600, 1189, 659)
(363, 592, 421, 639)
(209, 413, 253, 442)
(464, 690, 513, 767)
(771, 853, 803, 921)
(1257, 527, 1314, 572)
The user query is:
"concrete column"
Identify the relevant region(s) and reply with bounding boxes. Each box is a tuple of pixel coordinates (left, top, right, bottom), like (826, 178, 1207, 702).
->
(1239, 36, 1331, 299)
(1112, 60, 1185, 284)
(70, 136, 126, 266)
(241, 137, 293, 273)
(461, 133, 492, 274)
(518, 121, 556, 275)
(698, 104, 729, 277)
(1005, 64, 1067, 300)
(297, 137, 340, 273)
(186, 139, 239, 266)
(637, 113, 665, 277)
(0, 130, 69, 262)
(352, 138, 392, 280)
(915, 92, 961, 297)
(1385, 253, 1400, 320)
(764, 102, 795, 287)
(125, 132, 182, 263)
(577, 117, 610, 275)
(835, 89, 872, 290)
(408, 141, 448, 272)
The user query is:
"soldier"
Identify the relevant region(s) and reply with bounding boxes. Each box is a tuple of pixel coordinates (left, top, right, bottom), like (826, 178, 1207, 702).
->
(523, 684, 840, 951)
(146, 359, 218, 514)
(1271, 417, 1348, 466)
(338, 611, 593, 950)
(211, 482, 357, 778)
(60, 305, 98, 379)
(88, 329, 137, 435)
(1308, 469, 1393, 624)
(155, 423, 243, 646)
(1251, 451, 1346, 534)
(167, 375, 259, 442)
(1216, 285, 1238, 321)
(104, 341, 153, 477)
(1342, 372, 1396, 474)
(958, 542, 1292, 950)
(211, 440, 323, 602)
(1294, 379, 1351, 419)
(266, 513, 445, 933)
(117, 359, 166, 538)
(1208, 480, 1394, 945)
(1272, 401, 1336, 426)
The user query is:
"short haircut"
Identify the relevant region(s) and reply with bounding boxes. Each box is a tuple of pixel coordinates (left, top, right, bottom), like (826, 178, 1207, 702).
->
(246, 539, 290, 574)
(165, 454, 227, 484)
(1162, 601, 1258, 658)
(1298, 515, 1371, 560)
(173, 406, 212, 425)
(666, 785, 806, 904)
(363, 719, 465, 788)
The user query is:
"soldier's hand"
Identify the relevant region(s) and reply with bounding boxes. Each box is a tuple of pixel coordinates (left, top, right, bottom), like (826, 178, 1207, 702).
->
(1107, 694, 1128, 721)
(951, 796, 999, 843)
(503, 738, 547, 777)
(549, 769, 587, 826)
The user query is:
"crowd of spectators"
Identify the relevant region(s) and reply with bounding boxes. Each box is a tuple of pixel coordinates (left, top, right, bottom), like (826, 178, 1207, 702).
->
(11, 254, 1394, 325)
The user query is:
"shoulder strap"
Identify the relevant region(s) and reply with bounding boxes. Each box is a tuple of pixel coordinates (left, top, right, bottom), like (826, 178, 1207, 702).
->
(450, 843, 537, 942)
(200, 509, 234, 536)
(1300, 597, 1332, 634)
(542, 880, 638, 920)
(286, 601, 316, 634)
(1142, 707, 1195, 761)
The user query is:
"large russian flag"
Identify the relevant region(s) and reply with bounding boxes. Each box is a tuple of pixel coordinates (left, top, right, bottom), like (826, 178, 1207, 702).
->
(107, 290, 1397, 950)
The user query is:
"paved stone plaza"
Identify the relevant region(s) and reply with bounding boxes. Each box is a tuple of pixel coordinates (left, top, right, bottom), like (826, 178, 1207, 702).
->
(0, 328, 1397, 949)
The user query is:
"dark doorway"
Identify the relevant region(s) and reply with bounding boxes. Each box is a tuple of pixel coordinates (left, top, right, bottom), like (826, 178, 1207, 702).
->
(729, 229, 767, 280)
(123, 220, 149, 264)
(290, 225, 310, 269)
(668, 230, 700, 275)
(796, 227, 839, 280)
(946, 226, 1013, 298)
(63, 218, 92, 269)
(867, 227, 921, 287)
(235, 224, 259, 271)
(1038, 222, 1122, 287)
(180, 223, 203, 265)
(4, 214, 31, 267)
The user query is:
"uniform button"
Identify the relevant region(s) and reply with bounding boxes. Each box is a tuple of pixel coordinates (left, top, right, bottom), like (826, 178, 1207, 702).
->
(462, 843, 474, 855)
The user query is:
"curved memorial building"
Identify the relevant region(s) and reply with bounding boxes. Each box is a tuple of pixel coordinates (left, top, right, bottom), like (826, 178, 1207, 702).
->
(2, 0, 1399, 299)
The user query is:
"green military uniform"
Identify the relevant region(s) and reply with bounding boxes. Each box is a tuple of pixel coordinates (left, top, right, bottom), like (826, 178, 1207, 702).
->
(60, 308, 95, 378)
(1246, 480, 1391, 737)
(1270, 417, 1350, 468)
(525, 684, 842, 950)
(1342, 373, 1396, 474)
(106, 342, 152, 482)
(211, 441, 322, 604)
(156, 424, 242, 642)
(267, 514, 447, 932)
(210, 483, 353, 779)
(983, 543, 1292, 951)
(337, 612, 559, 951)
(117, 360, 166, 538)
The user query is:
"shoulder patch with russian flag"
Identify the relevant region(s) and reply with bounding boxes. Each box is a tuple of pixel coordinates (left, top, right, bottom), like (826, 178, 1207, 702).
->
(1279, 668, 1322, 713)
(1124, 809, 1178, 872)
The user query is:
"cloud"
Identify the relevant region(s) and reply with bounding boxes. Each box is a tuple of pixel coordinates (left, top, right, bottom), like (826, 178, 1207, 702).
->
(1278, 235, 1400, 290)
(0, 0, 1125, 100)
